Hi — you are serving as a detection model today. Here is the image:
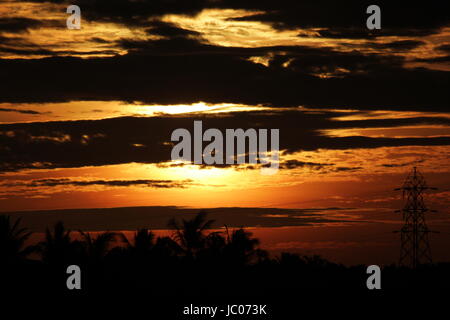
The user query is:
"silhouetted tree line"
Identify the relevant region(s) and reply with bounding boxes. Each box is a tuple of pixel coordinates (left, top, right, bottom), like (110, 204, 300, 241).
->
(1, 213, 449, 295)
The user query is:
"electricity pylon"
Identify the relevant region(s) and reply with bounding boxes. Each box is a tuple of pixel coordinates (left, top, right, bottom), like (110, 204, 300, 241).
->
(394, 167, 436, 268)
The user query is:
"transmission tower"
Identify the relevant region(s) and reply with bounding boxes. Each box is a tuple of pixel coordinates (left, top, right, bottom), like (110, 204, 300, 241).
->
(394, 167, 436, 268)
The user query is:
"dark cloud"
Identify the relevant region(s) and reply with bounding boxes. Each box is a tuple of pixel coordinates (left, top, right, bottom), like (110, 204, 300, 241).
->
(414, 55, 450, 64)
(267, 160, 362, 173)
(0, 43, 448, 111)
(23, 0, 450, 38)
(380, 160, 424, 168)
(90, 37, 111, 44)
(0, 107, 46, 115)
(0, 17, 43, 33)
(0, 206, 360, 231)
(0, 1, 448, 109)
(0, 31, 118, 57)
(145, 20, 202, 39)
(278, 160, 333, 170)
(1, 110, 449, 173)
(21, 1, 450, 38)
(331, 116, 450, 129)
(315, 28, 436, 40)
(0, 47, 54, 56)
(3, 178, 193, 188)
(158, 159, 338, 171)
(368, 40, 425, 51)
(334, 166, 363, 172)
(27, 0, 209, 26)
(0, 35, 54, 56)
(436, 44, 450, 53)
(223, 1, 450, 38)
(0, 45, 118, 57)
(0, 2, 448, 172)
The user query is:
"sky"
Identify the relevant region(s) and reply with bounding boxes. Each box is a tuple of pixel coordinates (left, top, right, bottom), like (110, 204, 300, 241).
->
(0, 0, 449, 265)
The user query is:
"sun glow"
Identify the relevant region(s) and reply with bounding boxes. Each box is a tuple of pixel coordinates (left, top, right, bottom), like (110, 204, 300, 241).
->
(133, 102, 268, 115)
(0, 101, 270, 124)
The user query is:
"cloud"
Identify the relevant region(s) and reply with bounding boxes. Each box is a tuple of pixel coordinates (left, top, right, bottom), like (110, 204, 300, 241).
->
(414, 55, 450, 64)
(270, 160, 363, 172)
(0, 1, 448, 109)
(368, 40, 425, 51)
(0, 45, 449, 111)
(1, 109, 449, 172)
(278, 160, 333, 170)
(3, 178, 193, 188)
(436, 44, 450, 53)
(0, 206, 362, 231)
(0, 17, 43, 33)
(26, 0, 208, 26)
(0, 2, 448, 175)
(333, 166, 363, 172)
(23, 1, 448, 39)
(145, 20, 202, 39)
(222, 1, 450, 38)
(0, 107, 46, 115)
(380, 159, 424, 168)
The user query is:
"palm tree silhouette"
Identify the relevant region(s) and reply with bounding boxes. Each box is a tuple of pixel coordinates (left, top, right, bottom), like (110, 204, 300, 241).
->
(0, 215, 36, 265)
(168, 212, 214, 257)
(121, 229, 155, 256)
(75, 231, 118, 291)
(79, 231, 118, 264)
(37, 221, 83, 290)
(39, 221, 81, 266)
(224, 228, 263, 266)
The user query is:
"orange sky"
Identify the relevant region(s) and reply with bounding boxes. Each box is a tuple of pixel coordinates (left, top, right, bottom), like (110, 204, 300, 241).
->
(1, 1, 449, 265)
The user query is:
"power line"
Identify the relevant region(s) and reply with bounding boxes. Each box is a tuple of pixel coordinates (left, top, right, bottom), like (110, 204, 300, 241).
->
(394, 167, 436, 268)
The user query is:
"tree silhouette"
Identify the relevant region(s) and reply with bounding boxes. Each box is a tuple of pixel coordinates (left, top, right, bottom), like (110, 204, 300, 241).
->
(121, 229, 155, 256)
(37, 221, 82, 290)
(224, 228, 264, 266)
(76, 231, 118, 290)
(38, 221, 82, 267)
(168, 212, 214, 257)
(1, 212, 448, 293)
(79, 231, 118, 264)
(0, 215, 35, 265)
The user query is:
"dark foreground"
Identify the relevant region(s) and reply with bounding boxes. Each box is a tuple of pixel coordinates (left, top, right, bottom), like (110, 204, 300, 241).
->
(1, 213, 449, 318)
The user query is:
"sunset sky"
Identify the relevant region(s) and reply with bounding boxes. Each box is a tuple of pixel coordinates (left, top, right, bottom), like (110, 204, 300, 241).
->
(1, 0, 449, 265)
